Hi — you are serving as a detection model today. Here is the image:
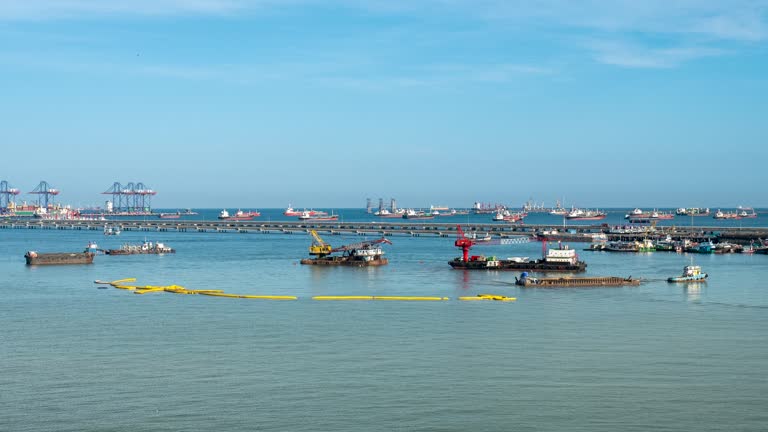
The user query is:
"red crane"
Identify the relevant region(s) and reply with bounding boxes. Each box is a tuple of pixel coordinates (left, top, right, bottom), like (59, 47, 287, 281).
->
(455, 225, 476, 262)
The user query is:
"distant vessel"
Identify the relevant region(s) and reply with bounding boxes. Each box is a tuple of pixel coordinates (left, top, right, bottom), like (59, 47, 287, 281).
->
(402, 209, 435, 220)
(676, 207, 710, 216)
(667, 265, 708, 283)
(25, 250, 95, 265)
(285, 206, 323, 217)
(430, 205, 450, 211)
(219, 209, 260, 221)
(713, 210, 740, 220)
(374, 208, 405, 218)
(472, 202, 505, 214)
(158, 212, 181, 219)
(565, 208, 606, 220)
(492, 209, 525, 223)
(298, 211, 338, 221)
(536, 230, 607, 243)
(105, 241, 175, 255)
(738, 207, 758, 218)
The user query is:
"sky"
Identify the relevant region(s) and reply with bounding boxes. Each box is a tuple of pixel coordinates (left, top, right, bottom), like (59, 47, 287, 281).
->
(0, 0, 766, 209)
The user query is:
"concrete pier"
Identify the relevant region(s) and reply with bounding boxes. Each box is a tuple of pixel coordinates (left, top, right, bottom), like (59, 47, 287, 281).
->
(1, 218, 766, 243)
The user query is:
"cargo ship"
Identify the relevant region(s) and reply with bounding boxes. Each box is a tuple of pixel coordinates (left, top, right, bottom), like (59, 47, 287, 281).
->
(298, 210, 338, 221)
(25, 250, 95, 265)
(675, 207, 710, 216)
(104, 241, 175, 255)
(449, 225, 586, 272)
(299, 230, 391, 267)
(565, 208, 606, 220)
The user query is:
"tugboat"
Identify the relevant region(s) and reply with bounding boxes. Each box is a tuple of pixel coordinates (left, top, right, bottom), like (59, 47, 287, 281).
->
(667, 265, 708, 283)
(299, 230, 392, 267)
(448, 225, 587, 272)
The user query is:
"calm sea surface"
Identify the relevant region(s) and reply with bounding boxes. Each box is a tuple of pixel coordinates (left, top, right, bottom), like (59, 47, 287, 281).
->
(2, 209, 767, 431)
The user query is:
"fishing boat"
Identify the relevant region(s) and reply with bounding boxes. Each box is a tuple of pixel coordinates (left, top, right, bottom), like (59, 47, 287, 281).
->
(604, 241, 640, 252)
(565, 208, 606, 220)
(103, 225, 121, 236)
(218, 209, 260, 221)
(685, 241, 715, 254)
(667, 265, 708, 283)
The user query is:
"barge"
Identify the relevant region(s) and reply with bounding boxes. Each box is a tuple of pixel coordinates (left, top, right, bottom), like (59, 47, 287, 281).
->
(25, 250, 95, 265)
(299, 230, 392, 267)
(105, 241, 175, 255)
(449, 225, 586, 272)
(515, 273, 640, 287)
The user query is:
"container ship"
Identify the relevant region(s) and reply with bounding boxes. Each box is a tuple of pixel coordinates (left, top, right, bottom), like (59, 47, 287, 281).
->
(448, 225, 587, 272)
(299, 230, 391, 267)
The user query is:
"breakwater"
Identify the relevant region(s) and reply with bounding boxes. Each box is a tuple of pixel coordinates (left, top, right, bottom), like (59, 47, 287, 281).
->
(1, 218, 766, 243)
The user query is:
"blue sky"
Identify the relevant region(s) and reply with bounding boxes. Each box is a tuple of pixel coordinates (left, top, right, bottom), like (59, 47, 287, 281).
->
(1, 1, 766, 208)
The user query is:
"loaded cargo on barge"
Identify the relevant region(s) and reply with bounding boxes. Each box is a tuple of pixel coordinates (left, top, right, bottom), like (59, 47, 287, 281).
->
(300, 230, 392, 267)
(105, 241, 175, 255)
(514, 273, 640, 287)
(449, 225, 587, 272)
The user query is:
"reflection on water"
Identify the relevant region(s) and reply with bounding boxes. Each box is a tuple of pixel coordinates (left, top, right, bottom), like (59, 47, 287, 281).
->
(684, 282, 704, 301)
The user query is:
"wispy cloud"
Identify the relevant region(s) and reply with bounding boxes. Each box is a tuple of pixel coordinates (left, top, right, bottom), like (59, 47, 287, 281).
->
(587, 40, 724, 68)
(2, 0, 766, 70)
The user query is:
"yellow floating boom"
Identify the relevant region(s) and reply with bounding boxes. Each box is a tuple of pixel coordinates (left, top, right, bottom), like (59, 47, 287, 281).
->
(312, 296, 449, 301)
(459, 294, 517, 302)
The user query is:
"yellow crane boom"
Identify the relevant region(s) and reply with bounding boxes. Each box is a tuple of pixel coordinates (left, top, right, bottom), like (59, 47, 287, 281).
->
(309, 230, 332, 256)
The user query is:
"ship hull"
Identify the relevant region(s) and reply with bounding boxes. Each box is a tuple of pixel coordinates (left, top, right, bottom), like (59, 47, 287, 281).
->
(449, 259, 586, 272)
(300, 256, 388, 267)
(566, 216, 606, 221)
(25, 252, 95, 265)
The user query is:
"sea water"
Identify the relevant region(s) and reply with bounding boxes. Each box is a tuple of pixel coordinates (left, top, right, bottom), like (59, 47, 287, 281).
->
(1, 212, 767, 431)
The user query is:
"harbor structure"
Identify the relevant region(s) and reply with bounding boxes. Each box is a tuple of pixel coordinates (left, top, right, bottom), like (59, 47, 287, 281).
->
(102, 182, 156, 214)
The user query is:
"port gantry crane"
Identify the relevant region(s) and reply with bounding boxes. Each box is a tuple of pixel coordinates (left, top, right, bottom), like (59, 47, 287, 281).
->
(308, 230, 392, 257)
(29, 181, 59, 208)
(0, 181, 21, 209)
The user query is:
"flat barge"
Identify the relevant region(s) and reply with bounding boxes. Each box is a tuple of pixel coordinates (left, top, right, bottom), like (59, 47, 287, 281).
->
(25, 251, 95, 265)
(105, 241, 175, 255)
(515, 275, 640, 287)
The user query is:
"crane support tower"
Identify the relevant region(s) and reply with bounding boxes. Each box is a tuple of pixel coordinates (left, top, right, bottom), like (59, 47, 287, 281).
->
(102, 182, 157, 214)
(0, 181, 21, 210)
(29, 181, 59, 208)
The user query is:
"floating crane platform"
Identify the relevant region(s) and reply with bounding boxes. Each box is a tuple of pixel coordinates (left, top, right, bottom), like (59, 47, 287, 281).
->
(299, 230, 392, 267)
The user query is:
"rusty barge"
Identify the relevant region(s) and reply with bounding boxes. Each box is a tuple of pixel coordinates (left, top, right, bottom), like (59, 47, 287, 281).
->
(25, 251, 95, 265)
